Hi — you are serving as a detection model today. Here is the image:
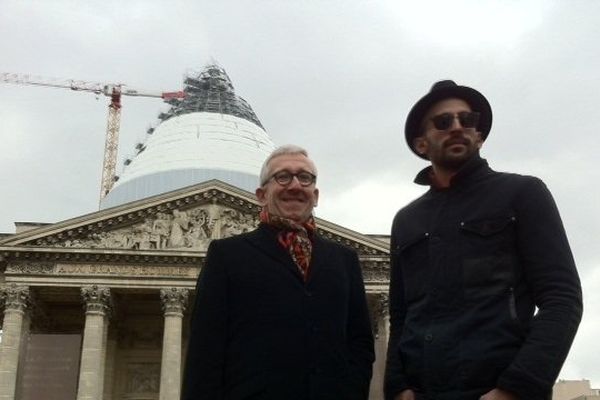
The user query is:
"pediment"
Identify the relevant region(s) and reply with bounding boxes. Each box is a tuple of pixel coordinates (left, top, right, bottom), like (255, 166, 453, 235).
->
(0, 180, 389, 258)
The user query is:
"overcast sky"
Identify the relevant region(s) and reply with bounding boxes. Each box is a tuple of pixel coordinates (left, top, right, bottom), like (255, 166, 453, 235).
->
(1, 0, 599, 389)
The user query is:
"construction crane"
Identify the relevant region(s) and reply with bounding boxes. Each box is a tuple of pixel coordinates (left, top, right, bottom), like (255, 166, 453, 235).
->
(0, 72, 186, 204)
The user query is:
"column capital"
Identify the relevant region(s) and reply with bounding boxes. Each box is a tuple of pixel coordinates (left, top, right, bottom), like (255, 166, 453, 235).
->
(0, 283, 30, 313)
(0, 284, 30, 400)
(160, 288, 188, 317)
(81, 285, 112, 316)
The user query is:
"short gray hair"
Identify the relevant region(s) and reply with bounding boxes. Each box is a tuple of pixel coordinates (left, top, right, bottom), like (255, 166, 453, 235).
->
(259, 144, 318, 186)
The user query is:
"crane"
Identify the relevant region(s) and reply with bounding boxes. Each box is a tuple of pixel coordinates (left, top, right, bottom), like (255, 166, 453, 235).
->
(0, 72, 186, 204)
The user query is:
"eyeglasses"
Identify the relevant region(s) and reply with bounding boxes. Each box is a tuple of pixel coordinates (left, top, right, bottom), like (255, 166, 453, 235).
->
(266, 170, 317, 187)
(430, 111, 480, 131)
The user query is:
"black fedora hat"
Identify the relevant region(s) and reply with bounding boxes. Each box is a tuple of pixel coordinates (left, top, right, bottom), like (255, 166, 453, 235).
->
(405, 80, 492, 159)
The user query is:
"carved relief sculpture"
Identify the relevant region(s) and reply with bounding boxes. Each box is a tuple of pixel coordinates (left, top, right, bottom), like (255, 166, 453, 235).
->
(54, 205, 260, 252)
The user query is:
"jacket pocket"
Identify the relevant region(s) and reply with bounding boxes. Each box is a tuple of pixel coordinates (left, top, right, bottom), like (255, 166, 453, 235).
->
(506, 286, 526, 337)
(460, 215, 516, 237)
(460, 215, 517, 298)
(394, 233, 430, 304)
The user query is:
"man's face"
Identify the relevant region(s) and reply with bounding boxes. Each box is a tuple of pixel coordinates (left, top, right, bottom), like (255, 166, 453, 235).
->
(256, 153, 319, 224)
(414, 98, 483, 170)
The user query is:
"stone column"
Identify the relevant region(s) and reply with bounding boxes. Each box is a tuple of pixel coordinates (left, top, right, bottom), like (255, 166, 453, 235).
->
(369, 292, 389, 400)
(102, 329, 118, 400)
(158, 288, 188, 400)
(77, 286, 112, 400)
(0, 284, 30, 400)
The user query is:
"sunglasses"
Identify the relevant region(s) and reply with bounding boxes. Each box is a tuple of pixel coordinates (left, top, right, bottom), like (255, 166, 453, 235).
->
(430, 111, 480, 131)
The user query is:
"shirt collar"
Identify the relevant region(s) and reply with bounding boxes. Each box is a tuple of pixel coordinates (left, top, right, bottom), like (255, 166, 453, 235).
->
(414, 154, 490, 188)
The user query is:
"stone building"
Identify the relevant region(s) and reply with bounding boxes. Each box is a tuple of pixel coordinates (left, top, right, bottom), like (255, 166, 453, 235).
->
(553, 380, 600, 400)
(0, 65, 390, 400)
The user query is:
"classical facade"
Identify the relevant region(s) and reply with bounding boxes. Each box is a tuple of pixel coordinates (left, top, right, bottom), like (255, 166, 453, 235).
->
(0, 65, 390, 400)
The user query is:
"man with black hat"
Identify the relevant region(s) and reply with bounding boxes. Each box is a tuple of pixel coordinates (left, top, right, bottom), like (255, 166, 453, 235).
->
(384, 81, 582, 400)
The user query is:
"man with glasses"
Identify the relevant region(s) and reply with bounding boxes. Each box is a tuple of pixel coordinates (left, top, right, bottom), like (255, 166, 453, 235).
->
(182, 145, 374, 400)
(384, 81, 582, 400)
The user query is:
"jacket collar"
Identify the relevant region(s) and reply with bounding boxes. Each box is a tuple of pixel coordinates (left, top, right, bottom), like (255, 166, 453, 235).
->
(414, 154, 492, 189)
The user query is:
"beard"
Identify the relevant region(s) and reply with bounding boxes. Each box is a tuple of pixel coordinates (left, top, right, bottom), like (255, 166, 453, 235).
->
(430, 139, 480, 171)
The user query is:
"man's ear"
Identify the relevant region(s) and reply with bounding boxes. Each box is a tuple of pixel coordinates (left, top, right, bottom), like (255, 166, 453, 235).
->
(475, 131, 484, 149)
(313, 188, 319, 207)
(413, 136, 428, 155)
(255, 187, 266, 205)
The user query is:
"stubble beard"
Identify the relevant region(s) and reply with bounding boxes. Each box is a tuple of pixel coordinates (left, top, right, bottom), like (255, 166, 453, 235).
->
(435, 143, 479, 171)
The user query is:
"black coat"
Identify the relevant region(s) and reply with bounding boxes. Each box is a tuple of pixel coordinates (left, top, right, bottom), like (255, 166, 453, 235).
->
(384, 156, 583, 400)
(182, 223, 375, 400)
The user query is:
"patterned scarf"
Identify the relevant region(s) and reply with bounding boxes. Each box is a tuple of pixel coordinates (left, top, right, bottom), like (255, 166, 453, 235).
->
(259, 209, 316, 282)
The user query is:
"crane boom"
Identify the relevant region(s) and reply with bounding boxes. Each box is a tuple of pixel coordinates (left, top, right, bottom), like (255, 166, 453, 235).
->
(1, 72, 105, 93)
(1, 72, 185, 204)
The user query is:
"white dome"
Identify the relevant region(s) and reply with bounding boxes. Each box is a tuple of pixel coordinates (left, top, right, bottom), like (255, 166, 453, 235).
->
(100, 65, 276, 209)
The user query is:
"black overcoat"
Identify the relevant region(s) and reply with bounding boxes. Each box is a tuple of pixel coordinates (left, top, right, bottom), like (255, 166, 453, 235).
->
(182, 223, 375, 400)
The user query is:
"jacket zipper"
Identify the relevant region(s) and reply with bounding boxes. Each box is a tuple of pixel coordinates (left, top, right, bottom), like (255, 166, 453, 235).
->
(508, 287, 517, 320)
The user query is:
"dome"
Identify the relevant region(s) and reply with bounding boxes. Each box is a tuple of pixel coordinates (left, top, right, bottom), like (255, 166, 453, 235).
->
(100, 65, 275, 209)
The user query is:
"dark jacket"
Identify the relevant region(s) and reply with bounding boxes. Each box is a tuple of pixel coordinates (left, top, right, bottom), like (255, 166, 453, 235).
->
(384, 156, 582, 400)
(182, 223, 375, 400)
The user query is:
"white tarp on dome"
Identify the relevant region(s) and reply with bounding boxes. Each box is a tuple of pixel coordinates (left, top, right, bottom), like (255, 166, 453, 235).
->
(100, 112, 275, 209)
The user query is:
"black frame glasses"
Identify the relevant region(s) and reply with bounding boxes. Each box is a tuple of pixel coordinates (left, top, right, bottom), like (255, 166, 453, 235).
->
(430, 111, 480, 131)
(267, 170, 317, 187)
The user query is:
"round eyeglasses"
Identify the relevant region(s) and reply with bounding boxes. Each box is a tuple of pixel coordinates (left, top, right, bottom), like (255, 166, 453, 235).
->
(266, 170, 316, 187)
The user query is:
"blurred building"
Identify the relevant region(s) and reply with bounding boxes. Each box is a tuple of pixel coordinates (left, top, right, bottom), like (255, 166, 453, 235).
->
(554, 379, 600, 400)
(0, 65, 390, 400)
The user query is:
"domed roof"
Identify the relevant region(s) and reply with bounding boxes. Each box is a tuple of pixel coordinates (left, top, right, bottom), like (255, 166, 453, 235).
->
(100, 65, 275, 209)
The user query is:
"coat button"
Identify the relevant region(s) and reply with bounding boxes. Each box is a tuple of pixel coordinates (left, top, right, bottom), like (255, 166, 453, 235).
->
(424, 333, 433, 342)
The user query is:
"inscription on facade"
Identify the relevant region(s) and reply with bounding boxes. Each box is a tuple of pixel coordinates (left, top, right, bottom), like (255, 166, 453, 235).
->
(56, 264, 198, 277)
(6, 263, 198, 278)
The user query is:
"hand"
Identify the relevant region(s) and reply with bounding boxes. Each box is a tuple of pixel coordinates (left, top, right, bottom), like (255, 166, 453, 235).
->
(480, 388, 518, 400)
(394, 389, 416, 400)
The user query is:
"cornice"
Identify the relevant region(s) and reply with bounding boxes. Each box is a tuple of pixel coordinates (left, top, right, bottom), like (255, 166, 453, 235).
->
(0, 246, 203, 265)
(316, 225, 388, 256)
